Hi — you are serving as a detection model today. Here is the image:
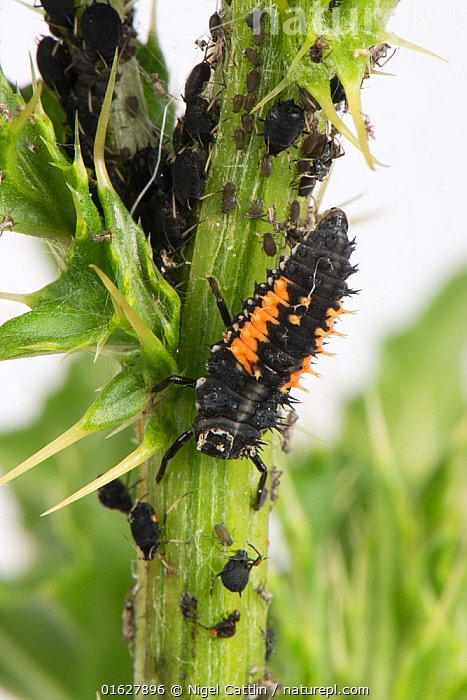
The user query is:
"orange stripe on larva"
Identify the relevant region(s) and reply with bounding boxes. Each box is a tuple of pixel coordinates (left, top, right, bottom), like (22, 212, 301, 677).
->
(251, 306, 280, 331)
(265, 289, 289, 307)
(229, 337, 259, 375)
(240, 319, 269, 347)
(273, 277, 290, 301)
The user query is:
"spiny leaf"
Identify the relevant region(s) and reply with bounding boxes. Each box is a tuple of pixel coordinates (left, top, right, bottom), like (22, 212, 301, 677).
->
(384, 33, 447, 62)
(0, 68, 76, 242)
(90, 265, 177, 378)
(42, 415, 168, 515)
(0, 358, 150, 487)
(0, 265, 117, 361)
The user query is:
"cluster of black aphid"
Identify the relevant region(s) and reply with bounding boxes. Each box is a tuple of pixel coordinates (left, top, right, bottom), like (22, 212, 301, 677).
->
(36, 0, 134, 173)
(34, 2, 350, 286)
(98, 481, 271, 645)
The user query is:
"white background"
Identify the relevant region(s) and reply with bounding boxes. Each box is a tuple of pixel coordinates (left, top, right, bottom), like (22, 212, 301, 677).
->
(0, 0, 466, 695)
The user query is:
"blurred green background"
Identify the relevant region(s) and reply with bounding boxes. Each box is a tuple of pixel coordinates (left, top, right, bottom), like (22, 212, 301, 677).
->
(0, 270, 465, 699)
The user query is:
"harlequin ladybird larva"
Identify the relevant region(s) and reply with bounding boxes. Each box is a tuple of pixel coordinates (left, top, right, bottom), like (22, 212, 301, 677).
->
(152, 208, 356, 510)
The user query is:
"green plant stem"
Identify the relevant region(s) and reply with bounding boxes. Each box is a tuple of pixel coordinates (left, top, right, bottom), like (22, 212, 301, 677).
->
(132, 0, 302, 687)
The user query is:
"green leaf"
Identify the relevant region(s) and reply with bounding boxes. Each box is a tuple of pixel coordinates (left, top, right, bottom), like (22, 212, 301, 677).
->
(0, 69, 76, 242)
(0, 265, 120, 360)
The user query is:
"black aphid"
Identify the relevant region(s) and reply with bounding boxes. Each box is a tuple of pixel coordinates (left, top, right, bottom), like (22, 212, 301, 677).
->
(147, 147, 173, 194)
(173, 149, 206, 207)
(301, 133, 327, 159)
(329, 75, 347, 105)
(289, 200, 301, 223)
(183, 96, 215, 148)
(260, 155, 273, 177)
(241, 113, 253, 134)
(232, 94, 244, 113)
(244, 92, 257, 111)
(209, 12, 224, 41)
(209, 610, 240, 638)
(179, 592, 198, 619)
(233, 128, 246, 150)
(36, 37, 71, 99)
(253, 30, 266, 46)
(40, 0, 75, 34)
(222, 183, 237, 213)
(128, 501, 167, 561)
(98, 477, 133, 513)
(185, 61, 211, 98)
(81, 2, 123, 63)
(246, 9, 267, 30)
(210, 544, 263, 596)
(246, 69, 260, 93)
(298, 169, 316, 198)
(127, 145, 158, 199)
(172, 120, 193, 155)
(263, 99, 306, 156)
(314, 138, 341, 181)
(214, 524, 234, 547)
(244, 48, 261, 67)
(246, 199, 264, 219)
(330, 75, 347, 104)
(262, 232, 277, 257)
(190, 610, 241, 638)
(309, 36, 328, 63)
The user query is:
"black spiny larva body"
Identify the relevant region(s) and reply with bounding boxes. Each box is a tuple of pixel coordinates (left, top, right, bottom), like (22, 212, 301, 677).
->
(153, 208, 356, 509)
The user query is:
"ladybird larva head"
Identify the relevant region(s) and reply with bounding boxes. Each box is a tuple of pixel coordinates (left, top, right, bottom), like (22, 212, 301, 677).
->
(193, 417, 261, 460)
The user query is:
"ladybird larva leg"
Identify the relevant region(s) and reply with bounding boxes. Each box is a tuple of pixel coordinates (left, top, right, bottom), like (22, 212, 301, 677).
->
(156, 429, 194, 484)
(207, 276, 232, 327)
(250, 452, 268, 511)
(152, 375, 197, 395)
